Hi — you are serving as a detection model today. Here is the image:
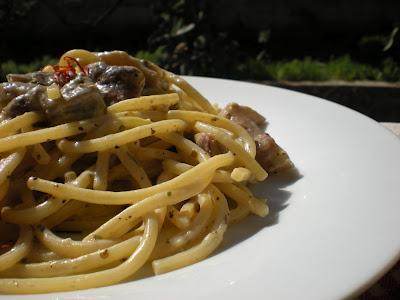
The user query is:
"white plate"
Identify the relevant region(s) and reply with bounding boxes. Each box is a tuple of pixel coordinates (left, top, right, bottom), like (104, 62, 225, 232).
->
(2, 77, 400, 300)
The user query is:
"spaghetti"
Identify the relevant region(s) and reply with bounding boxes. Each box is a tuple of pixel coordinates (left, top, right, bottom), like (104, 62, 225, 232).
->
(0, 49, 293, 294)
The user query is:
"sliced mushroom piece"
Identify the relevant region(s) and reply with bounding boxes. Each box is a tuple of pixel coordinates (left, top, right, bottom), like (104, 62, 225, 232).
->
(86, 62, 145, 105)
(95, 51, 169, 95)
(7, 71, 56, 86)
(41, 74, 106, 125)
(3, 85, 46, 118)
(0, 82, 37, 108)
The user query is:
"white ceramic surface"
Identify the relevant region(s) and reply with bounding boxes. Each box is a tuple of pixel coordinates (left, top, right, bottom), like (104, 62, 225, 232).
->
(2, 77, 400, 300)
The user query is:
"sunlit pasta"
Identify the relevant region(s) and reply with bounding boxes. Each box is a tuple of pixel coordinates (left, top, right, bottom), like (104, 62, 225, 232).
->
(0, 49, 293, 294)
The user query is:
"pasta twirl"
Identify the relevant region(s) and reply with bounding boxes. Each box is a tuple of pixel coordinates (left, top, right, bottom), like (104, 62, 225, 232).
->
(0, 49, 293, 294)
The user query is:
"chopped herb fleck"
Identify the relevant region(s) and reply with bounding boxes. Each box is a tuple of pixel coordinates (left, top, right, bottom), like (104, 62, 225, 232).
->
(167, 191, 172, 197)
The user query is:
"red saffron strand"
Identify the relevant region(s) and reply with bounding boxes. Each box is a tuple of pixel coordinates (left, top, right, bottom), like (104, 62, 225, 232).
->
(52, 56, 87, 85)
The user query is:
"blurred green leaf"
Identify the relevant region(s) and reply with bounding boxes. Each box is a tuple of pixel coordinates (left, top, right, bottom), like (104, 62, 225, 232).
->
(383, 27, 399, 51)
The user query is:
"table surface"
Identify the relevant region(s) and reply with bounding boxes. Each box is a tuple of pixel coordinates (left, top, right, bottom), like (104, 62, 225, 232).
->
(359, 122, 400, 300)
(381, 122, 400, 137)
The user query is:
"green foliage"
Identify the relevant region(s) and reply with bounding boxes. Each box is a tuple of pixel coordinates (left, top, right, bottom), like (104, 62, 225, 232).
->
(270, 58, 329, 81)
(146, 0, 399, 81)
(239, 56, 400, 82)
(358, 25, 400, 63)
(148, 0, 241, 77)
(383, 27, 399, 51)
(323, 56, 378, 80)
(359, 35, 387, 51)
(134, 47, 164, 64)
(359, 26, 399, 53)
(380, 58, 400, 81)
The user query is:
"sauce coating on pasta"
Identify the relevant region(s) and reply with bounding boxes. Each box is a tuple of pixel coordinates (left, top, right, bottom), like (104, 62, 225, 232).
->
(0, 49, 293, 294)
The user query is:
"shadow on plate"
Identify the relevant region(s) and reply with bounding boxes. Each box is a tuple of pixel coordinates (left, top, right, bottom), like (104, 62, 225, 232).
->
(124, 168, 302, 282)
(217, 167, 302, 253)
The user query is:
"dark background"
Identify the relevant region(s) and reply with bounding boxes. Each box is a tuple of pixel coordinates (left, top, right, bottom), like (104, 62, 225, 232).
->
(1, 0, 399, 68)
(1, 0, 399, 121)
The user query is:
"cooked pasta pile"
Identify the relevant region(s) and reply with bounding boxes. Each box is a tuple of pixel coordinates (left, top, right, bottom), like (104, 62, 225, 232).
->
(0, 50, 292, 294)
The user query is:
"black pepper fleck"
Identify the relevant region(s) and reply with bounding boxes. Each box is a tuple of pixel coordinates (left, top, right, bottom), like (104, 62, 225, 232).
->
(78, 126, 84, 131)
(100, 249, 109, 259)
